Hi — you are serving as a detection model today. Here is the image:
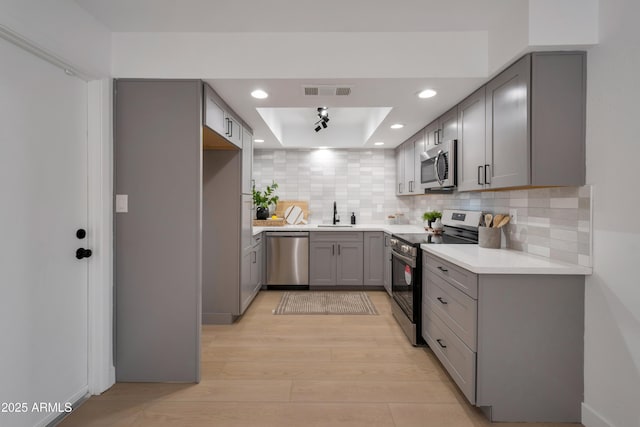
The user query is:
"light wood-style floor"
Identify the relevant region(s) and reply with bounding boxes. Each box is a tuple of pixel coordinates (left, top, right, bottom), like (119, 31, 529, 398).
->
(59, 291, 583, 426)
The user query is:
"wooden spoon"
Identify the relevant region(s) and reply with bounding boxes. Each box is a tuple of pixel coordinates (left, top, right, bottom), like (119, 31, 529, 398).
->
(496, 215, 511, 228)
(484, 213, 493, 228)
(492, 214, 504, 228)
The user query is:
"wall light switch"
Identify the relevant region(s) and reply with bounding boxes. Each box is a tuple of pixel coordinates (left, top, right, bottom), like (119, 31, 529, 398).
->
(116, 194, 128, 213)
(509, 208, 517, 224)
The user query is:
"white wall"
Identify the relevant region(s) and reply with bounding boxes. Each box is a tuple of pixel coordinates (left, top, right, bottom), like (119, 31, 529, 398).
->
(583, 0, 640, 426)
(0, 0, 111, 77)
(111, 31, 488, 78)
(529, 0, 599, 47)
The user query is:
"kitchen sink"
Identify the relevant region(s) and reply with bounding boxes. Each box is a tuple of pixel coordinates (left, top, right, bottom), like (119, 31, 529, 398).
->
(317, 224, 353, 228)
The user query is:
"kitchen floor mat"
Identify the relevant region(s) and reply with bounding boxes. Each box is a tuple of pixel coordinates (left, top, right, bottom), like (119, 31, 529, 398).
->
(273, 291, 378, 315)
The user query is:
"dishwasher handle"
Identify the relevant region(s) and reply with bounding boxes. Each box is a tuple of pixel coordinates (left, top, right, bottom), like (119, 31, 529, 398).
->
(265, 232, 310, 237)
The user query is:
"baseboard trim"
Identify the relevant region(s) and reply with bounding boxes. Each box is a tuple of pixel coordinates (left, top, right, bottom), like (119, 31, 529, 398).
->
(582, 403, 613, 427)
(202, 312, 234, 324)
(42, 386, 89, 427)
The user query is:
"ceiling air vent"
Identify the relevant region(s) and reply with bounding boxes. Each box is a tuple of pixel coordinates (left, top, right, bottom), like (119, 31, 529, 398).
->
(302, 85, 352, 97)
(304, 87, 319, 96)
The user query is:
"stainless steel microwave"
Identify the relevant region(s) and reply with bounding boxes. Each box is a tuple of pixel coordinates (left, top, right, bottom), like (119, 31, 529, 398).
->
(420, 139, 456, 190)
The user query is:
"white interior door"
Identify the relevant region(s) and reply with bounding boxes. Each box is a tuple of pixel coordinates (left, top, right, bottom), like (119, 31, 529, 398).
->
(0, 37, 89, 427)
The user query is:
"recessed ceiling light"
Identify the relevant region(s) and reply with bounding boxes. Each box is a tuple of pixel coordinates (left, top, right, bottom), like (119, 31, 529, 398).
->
(374, 142, 385, 146)
(251, 89, 268, 99)
(390, 123, 404, 129)
(418, 89, 437, 99)
(254, 139, 264, 143)
(317, 146, 329, 150)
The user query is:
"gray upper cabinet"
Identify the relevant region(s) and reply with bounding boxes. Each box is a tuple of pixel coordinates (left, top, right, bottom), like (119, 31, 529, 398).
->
(485, 55, 530, 189)
(225, 111, 243, 148)
(203, 83, 243, 149)
(204, 84, 225, 136)
(396, 130, 424, 196)
(424, 120, 439, 149)
(425, 106, 458, 149)
(529, 52, 586, 186)
(457, 87, 487, 192)
(363, 232, 384, 288)
(310, 232, 363, 287)
(403, 140, 415, 195)
(242, 126, 253, 194)
(457, 52, 586, 191)
(439, 106, 458, 143)
(395, 145, 404, 195)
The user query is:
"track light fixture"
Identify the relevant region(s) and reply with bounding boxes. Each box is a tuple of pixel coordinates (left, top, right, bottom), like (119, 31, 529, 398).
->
(314, 107, 330, 132)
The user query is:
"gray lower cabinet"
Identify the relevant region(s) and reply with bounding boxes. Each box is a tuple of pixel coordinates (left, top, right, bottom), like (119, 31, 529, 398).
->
(309, 232, 363, 287)
(422, 252, 585, 423)
(363, 232, 385, 288)
(383, 233, 392, 295)
(241, 235, 263, 314)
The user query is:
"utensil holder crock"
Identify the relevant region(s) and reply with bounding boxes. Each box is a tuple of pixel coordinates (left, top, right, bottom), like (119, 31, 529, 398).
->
(478, 226, 501, 249)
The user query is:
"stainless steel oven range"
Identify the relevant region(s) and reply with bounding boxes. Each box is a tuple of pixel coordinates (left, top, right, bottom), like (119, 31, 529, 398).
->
(390, 210, 482, 345)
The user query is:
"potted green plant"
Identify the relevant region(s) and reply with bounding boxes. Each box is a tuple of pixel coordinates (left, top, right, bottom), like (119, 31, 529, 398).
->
(422, 210, 442, 228)
(252, 182, 279, 220)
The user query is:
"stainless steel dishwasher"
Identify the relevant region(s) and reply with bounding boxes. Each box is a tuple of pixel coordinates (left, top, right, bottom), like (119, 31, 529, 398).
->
(265, 232, 309, 288)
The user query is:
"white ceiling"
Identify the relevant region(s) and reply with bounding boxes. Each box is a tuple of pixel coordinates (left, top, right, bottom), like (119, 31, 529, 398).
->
(74, 0, 512, 32)
(74, 0, 524, 149)
(206, 78, 485, 149)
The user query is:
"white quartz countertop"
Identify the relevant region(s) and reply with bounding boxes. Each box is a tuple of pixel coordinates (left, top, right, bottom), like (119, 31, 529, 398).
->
(420, 244, 592, 275)
(253, 223, 425, 235)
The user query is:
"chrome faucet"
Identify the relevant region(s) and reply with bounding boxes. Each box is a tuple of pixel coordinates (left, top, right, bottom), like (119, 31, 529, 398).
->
(333, 201, 340, 225)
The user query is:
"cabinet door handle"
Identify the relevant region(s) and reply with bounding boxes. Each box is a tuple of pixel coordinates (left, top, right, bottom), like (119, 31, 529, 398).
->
(338, 244, 341, 256)
(332, 244, 335, 256)
(225, 118, 230, 136)
(437, 266, 448, 272)
(251, 251, 256, 263)
(477, 166, 484, 185)
(484, 164, 490, 185)
(436, 338, 447, 349)
(437, 297, 448, 305)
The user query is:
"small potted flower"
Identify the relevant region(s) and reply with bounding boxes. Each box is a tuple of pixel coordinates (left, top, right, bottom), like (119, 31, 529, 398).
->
(422, 210, 442, 229)
(252, 182, 279, 220)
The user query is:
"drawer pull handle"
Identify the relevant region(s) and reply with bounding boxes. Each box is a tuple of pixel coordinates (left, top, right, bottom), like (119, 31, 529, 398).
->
(436, 339, 447, 349)
(437, 297, 448, 305)
(437, 266, 448, 272)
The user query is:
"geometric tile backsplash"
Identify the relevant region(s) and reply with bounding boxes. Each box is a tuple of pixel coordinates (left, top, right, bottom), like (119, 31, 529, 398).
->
(254, 149, 591, 267)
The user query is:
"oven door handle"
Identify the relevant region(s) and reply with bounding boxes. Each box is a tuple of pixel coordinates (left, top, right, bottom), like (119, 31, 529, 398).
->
(392, 250, 416, 268)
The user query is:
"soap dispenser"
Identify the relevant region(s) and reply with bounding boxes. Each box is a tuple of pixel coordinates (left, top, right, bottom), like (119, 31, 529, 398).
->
(351, 212, 356, 225)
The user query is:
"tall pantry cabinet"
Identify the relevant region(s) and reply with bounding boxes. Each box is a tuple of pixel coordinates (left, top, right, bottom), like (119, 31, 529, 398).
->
(114, 79, 258, 384)
(114, 80, 202, 382)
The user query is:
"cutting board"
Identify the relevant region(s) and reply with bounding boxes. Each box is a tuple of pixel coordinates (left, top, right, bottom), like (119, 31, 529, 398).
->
(274, 200, 309, 224)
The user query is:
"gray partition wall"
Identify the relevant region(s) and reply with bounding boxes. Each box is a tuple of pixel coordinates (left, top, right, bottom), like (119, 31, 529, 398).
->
(114, 80, 201, 382)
